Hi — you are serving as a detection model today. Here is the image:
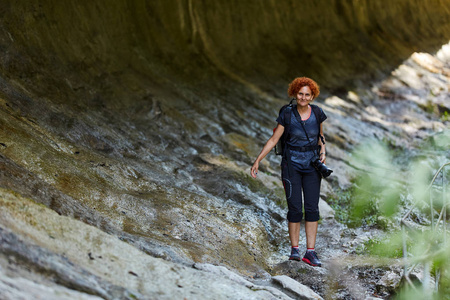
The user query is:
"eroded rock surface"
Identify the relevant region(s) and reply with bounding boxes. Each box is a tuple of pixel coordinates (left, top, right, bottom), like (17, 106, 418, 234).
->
(0, 2, 449, 299)
(0, 189, 292, 299)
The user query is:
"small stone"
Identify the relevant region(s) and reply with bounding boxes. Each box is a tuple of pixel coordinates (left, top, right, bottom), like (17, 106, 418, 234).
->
(376, 271, 401, 293)
(319, 199, 334, 219)
(272, 275, 323, 300)
(128, 271, 138, 277)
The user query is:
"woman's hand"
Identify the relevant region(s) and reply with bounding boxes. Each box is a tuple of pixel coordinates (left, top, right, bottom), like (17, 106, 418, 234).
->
(250, 161, 259, 178)
(318, 124, 326, 164)
(250, 123, 284, 179)
(319, 152, 326, 164)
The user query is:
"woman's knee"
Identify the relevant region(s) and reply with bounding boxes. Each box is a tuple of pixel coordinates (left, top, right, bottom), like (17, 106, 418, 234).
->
(287, 210, 303, 222)
(304, 210, 320, 222)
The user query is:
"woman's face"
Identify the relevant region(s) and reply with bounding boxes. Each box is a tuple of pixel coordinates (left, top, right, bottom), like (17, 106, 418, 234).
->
(296, 85, 313, 107)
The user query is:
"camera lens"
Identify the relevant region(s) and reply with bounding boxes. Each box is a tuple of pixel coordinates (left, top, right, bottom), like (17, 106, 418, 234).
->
(313, 159, 333, 178)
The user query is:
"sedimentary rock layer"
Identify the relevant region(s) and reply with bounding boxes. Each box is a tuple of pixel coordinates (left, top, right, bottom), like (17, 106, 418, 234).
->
(1, 0, 449, 103)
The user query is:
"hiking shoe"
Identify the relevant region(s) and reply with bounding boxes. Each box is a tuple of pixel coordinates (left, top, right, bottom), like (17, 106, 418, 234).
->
(302, 251, 322, 267)
(289, 247, 301, 261)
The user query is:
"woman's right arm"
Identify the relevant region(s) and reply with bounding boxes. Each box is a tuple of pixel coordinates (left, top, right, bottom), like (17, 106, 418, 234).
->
(250, 123, 285, 178)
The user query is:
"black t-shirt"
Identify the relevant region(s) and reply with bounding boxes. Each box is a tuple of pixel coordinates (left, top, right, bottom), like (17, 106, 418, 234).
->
(276, 105, 327, 172)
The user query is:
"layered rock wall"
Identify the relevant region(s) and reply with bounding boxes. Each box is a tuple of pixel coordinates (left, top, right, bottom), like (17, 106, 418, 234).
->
(0, 1, 449, 299)
(2, 0, 449, 103)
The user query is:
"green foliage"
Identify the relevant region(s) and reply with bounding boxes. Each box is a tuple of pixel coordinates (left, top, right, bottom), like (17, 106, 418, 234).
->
(420, 100, 438, 115)
(395, 253, 450, 299)
(328, 182, 387, 228)
(438, 268, 450, 300)
(348, 135, 450, 298)
(353, 141, 402, 217)
(424, 129, 450, 152)
(327, 188, 351, 224)
(395, 286, 441, 300)
(330, 140, 403, 228)
(441, 111, 450, 122)
(327, 185, 378, 227)
(357, 232, 404, 258)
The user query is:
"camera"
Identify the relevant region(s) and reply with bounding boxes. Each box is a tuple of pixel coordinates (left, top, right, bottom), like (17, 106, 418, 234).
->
(311, 158, 333, 178)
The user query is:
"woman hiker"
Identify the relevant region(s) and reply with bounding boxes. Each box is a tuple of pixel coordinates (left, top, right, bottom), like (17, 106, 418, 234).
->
(250, 77, 327, 267)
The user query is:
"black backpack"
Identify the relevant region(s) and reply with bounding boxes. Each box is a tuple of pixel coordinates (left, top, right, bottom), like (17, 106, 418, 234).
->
(274, 101, 322, 156)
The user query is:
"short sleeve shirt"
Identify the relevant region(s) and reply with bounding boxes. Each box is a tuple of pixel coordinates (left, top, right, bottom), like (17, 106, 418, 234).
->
(276, 105, 327, 172)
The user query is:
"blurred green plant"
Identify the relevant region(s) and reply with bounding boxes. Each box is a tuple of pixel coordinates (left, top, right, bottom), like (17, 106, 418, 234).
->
(347, 132, 450, 299)
(441, 111, 449, 122)
(332, 141, 404, 230)
(420, 100, 438, 115)
(327, 188, 352, 225)
(357, 232, 404, 258)
(328, 184, 380, 228)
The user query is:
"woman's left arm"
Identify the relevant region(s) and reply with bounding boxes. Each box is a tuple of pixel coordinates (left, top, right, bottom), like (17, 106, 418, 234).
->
(318, 123, 326, 163)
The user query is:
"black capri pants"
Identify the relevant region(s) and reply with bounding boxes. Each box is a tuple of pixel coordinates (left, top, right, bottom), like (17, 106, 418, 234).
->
(281, 162, 321, 222)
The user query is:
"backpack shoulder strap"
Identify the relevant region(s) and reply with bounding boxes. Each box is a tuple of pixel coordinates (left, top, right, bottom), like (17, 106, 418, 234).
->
(310, 104, 326, 144)
(278, 104, 292, 125)
(284, 105, 292, 125)
(284, 98, 296, 125)
(310, 104, 321, 126)
(281, 105, 293, 160)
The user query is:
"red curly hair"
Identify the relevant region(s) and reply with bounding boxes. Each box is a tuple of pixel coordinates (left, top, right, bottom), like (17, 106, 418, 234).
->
(287, 77, 320, 99)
